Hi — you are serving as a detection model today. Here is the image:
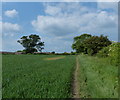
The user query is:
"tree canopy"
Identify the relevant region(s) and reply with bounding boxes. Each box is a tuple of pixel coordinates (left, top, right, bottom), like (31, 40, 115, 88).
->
(72, 33, 92, 53)
(72, 34, 112, 55)
(17, 34, 44, 53)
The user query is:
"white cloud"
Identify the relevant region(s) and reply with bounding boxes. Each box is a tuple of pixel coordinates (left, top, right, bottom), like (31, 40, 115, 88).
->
(45, 5, 61, 16)
(1, 22, 22, 51)
(2, 36, 24, 52)
(32, 3, 117, 37)
(1, 22, 21, 37)
(4, 9, 18, 18)
(97, 2, 118, 12)
(32, 15, 79, 36)
(2, 22, 20, 33)
(31, 3, 118, 53)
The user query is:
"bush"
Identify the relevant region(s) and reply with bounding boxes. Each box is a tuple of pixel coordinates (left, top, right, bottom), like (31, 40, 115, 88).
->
(83, 35, 111, 55)
(109, 43, 120, 66)
(70, 51, 76, 55)
(17, 50, 22, 52)
(87, 49, 94, 56)
(62, 52, 70, 55)
(97, 46, 109, 57)
(97, 42, 120, 66)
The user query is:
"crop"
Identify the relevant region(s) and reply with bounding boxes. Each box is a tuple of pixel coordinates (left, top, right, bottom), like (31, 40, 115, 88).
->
(2, 55, 76, 98)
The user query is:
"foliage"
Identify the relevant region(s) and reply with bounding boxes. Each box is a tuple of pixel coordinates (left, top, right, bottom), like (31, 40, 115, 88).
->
(97, 46, 109, 57)
(83, 35, 111, 55)
(17, 34, 44, 54)
(70, 51, 76, 55)
(72, 34, 92, 53)
(109, 42, 120, 66)
(72, 34, 111, 55)
(17, 50, 22, 52)
(62, 52, 70, 55)
(97, 42, 120, 66)
(51, 51, 55, 54)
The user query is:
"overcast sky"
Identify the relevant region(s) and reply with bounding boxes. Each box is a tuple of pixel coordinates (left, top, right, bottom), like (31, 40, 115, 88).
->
(1, 2, 118, 53)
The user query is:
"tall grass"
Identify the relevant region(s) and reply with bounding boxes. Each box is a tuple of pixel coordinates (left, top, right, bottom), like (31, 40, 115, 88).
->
(78, 55, 118, 98)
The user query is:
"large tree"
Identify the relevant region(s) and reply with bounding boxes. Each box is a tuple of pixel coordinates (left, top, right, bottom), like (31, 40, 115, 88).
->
(72, 33, 92, 53)
(72, 34, 112, 55)
(83, 35, 112, 55)
(17, 34, 44, 53)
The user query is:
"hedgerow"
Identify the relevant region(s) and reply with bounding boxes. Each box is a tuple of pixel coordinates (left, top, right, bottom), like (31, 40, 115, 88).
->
(97, 42, 120, 66)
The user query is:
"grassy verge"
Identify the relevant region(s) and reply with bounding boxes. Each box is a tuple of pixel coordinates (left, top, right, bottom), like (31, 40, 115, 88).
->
(78, 55, 118, 98)
(2, 55, 76, 98)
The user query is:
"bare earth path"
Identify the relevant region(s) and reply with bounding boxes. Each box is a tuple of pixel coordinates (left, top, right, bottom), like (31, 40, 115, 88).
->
(72, 55, 80, 99)
(44, 56, 65, 60)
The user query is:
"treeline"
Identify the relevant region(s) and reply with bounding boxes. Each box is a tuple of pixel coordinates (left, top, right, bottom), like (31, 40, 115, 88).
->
(16, 33, 120, 66)
(72, 33, 120, 66)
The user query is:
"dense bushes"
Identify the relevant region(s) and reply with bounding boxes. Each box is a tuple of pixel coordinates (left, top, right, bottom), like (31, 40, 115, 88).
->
(83, 35, 111, 55)
(109, 43, 120, 66)
(97, 42, 120, 66)
(97, 46, 109, 57)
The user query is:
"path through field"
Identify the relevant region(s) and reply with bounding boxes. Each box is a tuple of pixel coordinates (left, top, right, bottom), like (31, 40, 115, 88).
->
(72, 56, 80, 99)
(44, 56, 65, 60)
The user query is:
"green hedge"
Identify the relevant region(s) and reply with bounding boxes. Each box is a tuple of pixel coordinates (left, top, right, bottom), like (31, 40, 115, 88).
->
(109, 43, 120, 66)
(97, 42, 120, 66)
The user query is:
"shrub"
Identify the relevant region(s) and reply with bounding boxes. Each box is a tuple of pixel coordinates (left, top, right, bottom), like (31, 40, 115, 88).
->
(87, 49, 94, 56)
(71, 51, 76, 55)
(97, 42, 120, 66)
(17, 50, 22, 52)
(97, 46, 109, 57)
(62, 52, 70, 55)
(109, 42, 120, 66)
(83, 35, 111, 55)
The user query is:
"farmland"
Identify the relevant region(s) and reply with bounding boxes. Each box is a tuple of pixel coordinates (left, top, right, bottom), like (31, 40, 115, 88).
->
(2, 55, 76, 98)
(2, 54, 118, 98)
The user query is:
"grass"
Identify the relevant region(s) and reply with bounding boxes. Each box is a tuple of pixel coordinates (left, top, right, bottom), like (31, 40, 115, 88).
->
(2, 54, 76, 98)
(2, 54, 118, 98)
(78, 54, 118, 98)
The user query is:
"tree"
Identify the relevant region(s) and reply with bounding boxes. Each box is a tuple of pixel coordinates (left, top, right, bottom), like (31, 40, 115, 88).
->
(72, 33, 92, 53)
(83, 35, 112, 55)
(17, 34, 44, 53)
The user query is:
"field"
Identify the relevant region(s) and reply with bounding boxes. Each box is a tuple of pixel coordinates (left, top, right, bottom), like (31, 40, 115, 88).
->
(2, 55, 76, 98)
(2, 54, 118, 98)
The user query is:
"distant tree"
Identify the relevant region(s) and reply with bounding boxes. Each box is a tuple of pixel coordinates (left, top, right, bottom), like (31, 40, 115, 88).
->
(71, 51, 76, 55)
(72, 33, 92, 53)
(51, 51, 55, 54)
(17, 34, 44, 53)
(83, 35, 112, 55)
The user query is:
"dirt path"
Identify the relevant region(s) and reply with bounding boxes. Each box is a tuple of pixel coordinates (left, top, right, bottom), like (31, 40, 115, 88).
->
(72, 55, 80, 99)
(44, 56, 65, 60)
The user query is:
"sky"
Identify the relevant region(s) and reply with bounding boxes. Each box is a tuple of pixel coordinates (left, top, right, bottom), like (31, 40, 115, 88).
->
(1, 2, 118, 53)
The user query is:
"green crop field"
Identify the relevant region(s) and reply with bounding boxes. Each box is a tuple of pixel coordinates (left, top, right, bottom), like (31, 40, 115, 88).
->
(2, 54, 118, 98)
(2, 55, 76, 98)
(78, 55, 118, 98)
